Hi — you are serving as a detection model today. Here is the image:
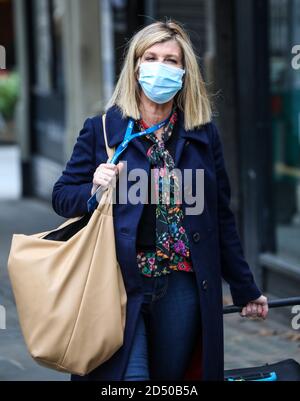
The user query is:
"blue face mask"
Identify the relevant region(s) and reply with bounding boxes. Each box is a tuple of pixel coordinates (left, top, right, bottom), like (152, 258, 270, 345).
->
(138, 62, 185, 104)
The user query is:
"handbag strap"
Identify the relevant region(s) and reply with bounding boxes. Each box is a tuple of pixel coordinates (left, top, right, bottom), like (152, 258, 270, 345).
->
(102, 114, 115, 161)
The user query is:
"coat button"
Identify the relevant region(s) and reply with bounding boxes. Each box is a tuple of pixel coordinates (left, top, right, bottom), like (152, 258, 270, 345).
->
(193, 232, 201, 243)
(202, 280, 208, 291)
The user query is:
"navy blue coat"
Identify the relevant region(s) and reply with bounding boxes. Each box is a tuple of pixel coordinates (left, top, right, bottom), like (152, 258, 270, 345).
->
(52, 105, 262, 381)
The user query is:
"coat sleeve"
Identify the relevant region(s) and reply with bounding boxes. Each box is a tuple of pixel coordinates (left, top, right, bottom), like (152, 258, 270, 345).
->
(52, 117, 98, 218)
(210, 122, 262, 306)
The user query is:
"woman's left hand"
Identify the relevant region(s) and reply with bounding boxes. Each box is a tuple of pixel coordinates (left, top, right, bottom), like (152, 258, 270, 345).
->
(240, 295, 268, 319)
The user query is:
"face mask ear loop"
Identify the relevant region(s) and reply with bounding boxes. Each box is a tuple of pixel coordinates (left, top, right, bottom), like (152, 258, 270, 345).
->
(135, 57, 142, 80)
(180, 68, 186, 89)
(135, 58, 143, 109)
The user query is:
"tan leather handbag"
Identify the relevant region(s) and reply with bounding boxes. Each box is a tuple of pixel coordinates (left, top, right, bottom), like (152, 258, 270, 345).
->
(7, 114, 127, 376)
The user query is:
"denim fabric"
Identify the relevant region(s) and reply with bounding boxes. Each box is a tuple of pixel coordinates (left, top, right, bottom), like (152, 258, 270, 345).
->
(123, 271, 201, 381)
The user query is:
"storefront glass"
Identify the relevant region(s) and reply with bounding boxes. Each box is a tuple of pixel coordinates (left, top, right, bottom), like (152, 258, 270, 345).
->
(270, 0, 300, 265)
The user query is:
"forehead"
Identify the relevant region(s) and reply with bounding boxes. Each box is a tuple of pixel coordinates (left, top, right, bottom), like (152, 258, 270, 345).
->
(144, 40, 182, 58)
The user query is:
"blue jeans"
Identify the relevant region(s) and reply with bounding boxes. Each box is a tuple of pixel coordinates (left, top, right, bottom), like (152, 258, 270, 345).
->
(123, 271, 201, 381)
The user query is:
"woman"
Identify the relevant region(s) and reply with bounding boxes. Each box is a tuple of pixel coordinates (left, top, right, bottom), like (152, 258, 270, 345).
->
(52, 20, 268, 381)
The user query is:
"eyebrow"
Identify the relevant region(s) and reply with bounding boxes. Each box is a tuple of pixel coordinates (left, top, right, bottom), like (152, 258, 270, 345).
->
(144, 51, 180, 59)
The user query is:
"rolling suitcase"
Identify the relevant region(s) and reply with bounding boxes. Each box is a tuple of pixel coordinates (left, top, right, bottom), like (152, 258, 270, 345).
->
(223, 297, 300, 381)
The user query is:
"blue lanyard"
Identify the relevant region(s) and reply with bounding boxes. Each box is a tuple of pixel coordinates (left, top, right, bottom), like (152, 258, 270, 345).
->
(87, 115, 170, 212)
(109, 115, 169, 164)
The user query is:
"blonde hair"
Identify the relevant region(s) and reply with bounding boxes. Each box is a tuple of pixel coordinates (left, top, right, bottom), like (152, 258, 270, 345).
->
(106, 20, 212, 130)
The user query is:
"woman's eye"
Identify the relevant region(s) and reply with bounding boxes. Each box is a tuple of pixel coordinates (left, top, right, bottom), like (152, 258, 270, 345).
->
(145, 57, 155, 61)
(167, 59, 177, 64)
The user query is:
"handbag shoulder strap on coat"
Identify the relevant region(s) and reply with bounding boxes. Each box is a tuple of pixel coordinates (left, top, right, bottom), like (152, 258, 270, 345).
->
(102, 114, 115, 161)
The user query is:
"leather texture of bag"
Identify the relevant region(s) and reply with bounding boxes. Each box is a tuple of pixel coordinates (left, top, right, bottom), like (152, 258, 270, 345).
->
(7, 114, 127, 376)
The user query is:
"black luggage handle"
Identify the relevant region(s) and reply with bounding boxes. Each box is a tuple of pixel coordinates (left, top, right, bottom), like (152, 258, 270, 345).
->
(223, 297, 300, 314)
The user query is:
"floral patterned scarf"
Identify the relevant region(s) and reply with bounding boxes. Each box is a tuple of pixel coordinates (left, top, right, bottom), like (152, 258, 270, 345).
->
(136, 108, 193, 277)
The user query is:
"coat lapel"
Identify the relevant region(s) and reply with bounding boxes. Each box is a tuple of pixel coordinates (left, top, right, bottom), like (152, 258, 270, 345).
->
(104, 106, 210, 166)
(105, 106, 149, 159)
(174, 110, 210, 167)
(105, 106, 129, 148)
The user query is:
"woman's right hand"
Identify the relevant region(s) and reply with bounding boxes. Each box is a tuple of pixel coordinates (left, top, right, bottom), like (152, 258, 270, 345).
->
(91, 162, 124, 196)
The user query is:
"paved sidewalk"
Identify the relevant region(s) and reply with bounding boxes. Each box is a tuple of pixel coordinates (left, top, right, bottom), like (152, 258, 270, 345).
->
(0, 145, 21, 200)
(0, 198, 299, 380)
(0, 198, 68, 380)
(224, 303, 300, 371)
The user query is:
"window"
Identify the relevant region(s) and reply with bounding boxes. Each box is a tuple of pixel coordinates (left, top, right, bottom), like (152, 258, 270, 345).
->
(270, 0, 300, 265)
